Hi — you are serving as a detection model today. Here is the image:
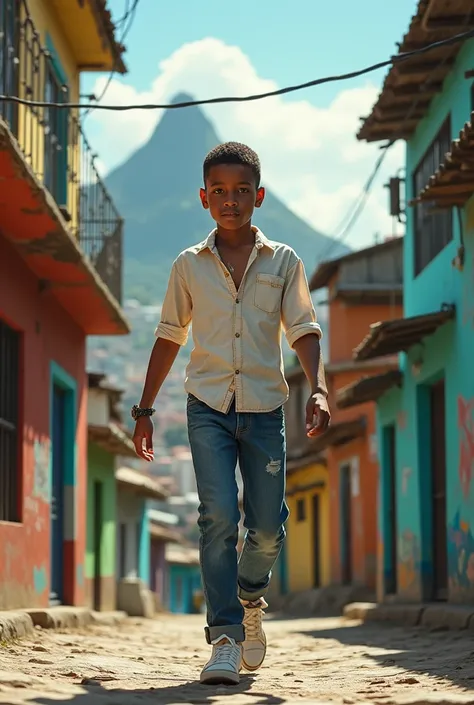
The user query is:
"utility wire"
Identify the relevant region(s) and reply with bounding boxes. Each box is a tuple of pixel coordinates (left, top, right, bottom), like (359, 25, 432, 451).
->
(1, 27, 473, 111)
(315, 11, 474, 263)
(82, 0, 141, 118)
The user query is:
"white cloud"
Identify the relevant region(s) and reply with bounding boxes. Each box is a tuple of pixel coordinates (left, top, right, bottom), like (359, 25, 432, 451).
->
(86, 38, 405, 250)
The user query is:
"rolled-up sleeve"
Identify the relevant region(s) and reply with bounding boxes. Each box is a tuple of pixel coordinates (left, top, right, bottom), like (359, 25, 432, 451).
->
(282, 258, 322, 349)
(155, 257, 192, 346)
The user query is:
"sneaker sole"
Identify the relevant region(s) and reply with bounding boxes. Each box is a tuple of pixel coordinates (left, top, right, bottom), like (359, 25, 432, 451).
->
(242, 644, 267, 672)
(200, 670, 240, 685)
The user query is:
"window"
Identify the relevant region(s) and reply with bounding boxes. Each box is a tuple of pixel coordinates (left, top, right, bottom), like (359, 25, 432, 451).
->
(43, 38, 69, 206)
(0, 319, 20, 522)
(413, 117, 453, 275)
(0, 0, 19, 134)
(296, 498, 306, 522)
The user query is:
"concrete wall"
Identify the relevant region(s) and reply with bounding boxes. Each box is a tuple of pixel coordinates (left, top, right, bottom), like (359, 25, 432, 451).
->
(377, 39, 474, 604)
(0, 234, 87, 610)
(85, 443, 117, 611)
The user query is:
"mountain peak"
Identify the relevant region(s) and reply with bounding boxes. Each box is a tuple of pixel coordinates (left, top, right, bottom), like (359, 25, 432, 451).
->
(170, 92, 196, 105)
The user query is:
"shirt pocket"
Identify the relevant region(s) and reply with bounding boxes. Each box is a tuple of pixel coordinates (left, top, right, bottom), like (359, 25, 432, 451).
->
(254, 273, 285, 314)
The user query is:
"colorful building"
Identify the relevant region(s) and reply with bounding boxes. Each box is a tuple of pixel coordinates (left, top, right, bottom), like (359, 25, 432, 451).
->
(308, 238, 403, 591)
(353, 1, 474, 604)
(115, 467, 168, 617)
(284, 365, 330, 593)
(86, 373, 136, 612)
(0, 0, 128, 609)
(166, 545, 202, 614)
(149, 509, 181, 611)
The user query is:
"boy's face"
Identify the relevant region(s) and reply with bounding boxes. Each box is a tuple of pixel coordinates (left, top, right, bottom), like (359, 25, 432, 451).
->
(200, 164, 265, 231)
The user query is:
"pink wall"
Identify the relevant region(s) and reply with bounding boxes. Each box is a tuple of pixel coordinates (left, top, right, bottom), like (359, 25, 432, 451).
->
(0, 235, 87, 609)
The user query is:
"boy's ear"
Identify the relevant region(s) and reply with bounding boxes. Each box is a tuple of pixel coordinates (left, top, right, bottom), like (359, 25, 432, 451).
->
(255, 186, 265, 209)
(200, 188, 209, 210)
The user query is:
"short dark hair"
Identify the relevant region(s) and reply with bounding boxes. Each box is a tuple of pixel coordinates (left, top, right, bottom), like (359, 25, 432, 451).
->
(203, 142, 261, 187)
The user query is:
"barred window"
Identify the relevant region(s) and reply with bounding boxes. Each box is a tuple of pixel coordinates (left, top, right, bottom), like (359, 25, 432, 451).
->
(413, 117, 453, 276)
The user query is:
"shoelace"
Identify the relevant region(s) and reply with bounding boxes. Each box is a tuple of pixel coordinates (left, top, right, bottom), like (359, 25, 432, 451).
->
(243, 605, 264, 640)
(210, 642, 241, 667)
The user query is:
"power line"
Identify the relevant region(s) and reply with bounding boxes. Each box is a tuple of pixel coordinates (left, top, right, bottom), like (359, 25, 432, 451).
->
(316, 11, 473, 262)
(1, 27, 473, 111)
(82, 0, 141, 118)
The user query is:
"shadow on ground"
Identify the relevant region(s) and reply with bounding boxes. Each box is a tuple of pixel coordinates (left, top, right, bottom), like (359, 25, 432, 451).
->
(31, 674, 284, 705)
(295, 618, 474, 692)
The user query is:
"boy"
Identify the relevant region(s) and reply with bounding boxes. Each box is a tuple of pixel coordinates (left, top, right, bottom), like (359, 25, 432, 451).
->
(132, 142, 330, 686)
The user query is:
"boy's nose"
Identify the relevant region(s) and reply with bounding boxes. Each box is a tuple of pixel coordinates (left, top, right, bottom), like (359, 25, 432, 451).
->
(224, 195, 238, 207)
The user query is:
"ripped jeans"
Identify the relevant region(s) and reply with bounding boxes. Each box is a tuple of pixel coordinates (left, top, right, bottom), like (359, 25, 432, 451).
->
(187, 394, 289, 644)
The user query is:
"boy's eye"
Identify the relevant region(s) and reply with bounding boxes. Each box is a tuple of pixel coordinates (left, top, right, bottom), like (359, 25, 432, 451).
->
(239, 188, 249, 193)
(213, 188, 224, 194)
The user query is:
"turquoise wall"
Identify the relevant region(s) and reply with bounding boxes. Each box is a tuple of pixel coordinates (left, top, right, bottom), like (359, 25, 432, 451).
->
(168, 564, 202, 613)
(139, 504, 150, 585)
(377, 38, 474, 603)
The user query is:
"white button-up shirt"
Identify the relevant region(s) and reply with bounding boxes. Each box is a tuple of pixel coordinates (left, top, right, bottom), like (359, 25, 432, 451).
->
(155, 227, 322, 413)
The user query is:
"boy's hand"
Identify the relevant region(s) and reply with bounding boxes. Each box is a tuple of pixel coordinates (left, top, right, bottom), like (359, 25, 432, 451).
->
(306, 393, 330, 438)
(133, 416, 154, 462)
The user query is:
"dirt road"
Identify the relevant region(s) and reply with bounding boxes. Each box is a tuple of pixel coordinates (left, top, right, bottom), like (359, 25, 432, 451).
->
(1, 613, 474, 704)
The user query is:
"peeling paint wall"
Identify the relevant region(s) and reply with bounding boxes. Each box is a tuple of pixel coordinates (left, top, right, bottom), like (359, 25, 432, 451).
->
(376, 38, 474, 605)
(0, 235, 87, 610)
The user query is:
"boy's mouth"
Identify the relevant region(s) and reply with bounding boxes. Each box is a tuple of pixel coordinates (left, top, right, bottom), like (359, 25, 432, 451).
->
(221, 211, 240, 218)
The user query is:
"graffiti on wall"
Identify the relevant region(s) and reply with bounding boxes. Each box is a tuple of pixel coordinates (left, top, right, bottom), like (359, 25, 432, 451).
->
(401, 467, 412, 496)
(33, 439, 50, 502)
(448, 510, 474, 590)
(458, 396, 474, 499)
(398, 529, 420, 593)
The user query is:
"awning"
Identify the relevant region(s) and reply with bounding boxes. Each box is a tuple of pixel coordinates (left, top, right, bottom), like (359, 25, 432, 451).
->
(357, 0, 474, 143)
(411, 111, 474, 207)
(310, 417, 366, 454)
(166, 545, 200, 566)
(116, 466, 169, 501)
(88, 422, 136, 458)
(353, 306, 455, 361)
(287, 452, 327, 474)
(337, 370, 403, 409)
(150, 523, 182, 544)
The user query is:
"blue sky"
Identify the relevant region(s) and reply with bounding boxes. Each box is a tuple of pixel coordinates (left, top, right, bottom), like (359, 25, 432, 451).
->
(82, 0, 416, 249)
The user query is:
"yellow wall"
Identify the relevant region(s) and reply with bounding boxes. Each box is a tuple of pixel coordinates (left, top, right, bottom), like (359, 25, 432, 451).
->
(286, 463, 330, 592)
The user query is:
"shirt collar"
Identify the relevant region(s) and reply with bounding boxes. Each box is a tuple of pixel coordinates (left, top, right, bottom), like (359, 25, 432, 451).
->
(196, 226, 275, 253)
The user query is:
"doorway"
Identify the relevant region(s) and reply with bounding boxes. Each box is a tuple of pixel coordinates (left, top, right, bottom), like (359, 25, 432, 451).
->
(93, 481, 103, 611)
(430, 379, 447, 600)
(50, 384, 66, 605)
(49, 362, 76, 607)
(340, 463, 352, 585)
(384, 425, 398, 595)
(312, 494, 321, 588)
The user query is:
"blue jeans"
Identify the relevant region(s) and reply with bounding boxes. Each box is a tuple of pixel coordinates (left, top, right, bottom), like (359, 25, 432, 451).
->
(187, 395, 289, 644)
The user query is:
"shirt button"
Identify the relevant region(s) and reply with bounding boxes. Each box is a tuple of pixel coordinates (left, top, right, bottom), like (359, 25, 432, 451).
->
(235, 369, 240, 375)
(224, 272, 229, 277)
(235, 333, 240, 338)
(236, 299, 240, 304)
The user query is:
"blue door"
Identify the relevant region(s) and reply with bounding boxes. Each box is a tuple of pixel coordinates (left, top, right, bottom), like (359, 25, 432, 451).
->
(50, 384, 65, 605)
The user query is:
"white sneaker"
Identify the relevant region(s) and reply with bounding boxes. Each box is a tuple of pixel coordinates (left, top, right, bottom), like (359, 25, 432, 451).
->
(200, 635, 242, 685)
(241, 598, 268, 671)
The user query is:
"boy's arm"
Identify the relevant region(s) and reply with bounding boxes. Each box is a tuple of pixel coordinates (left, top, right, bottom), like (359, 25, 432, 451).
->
(281, 257, 330, 437)
(133, 259, 192, 460)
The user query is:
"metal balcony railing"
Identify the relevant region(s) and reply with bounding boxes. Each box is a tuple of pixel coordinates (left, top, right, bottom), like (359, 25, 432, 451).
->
(0, 0, 123, 304)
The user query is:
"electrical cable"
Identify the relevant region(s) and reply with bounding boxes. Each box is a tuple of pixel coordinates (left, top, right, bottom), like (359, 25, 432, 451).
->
(1, 27, 473, 111)
(315, 10, 473, 263)
(82, 0, 141, 119)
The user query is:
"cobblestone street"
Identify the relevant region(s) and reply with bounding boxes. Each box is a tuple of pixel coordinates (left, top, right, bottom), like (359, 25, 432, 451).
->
(1, 613, 474, 704)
